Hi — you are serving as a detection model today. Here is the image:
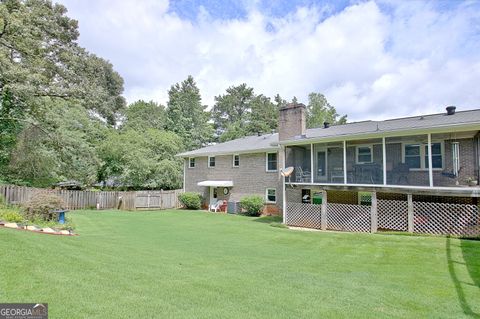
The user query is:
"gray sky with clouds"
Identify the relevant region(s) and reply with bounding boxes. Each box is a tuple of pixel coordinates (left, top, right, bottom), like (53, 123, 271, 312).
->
(57, 0, 480, 121)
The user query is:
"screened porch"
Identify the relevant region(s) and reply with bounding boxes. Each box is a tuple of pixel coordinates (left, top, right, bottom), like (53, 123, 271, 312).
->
(285, 130, 480, 188)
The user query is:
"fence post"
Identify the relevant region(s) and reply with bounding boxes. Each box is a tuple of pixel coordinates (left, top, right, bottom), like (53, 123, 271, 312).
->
(407, 194, 414, 233)
(321, 190, 327, 231)
(161, 189, 164, 209)
(371, 191, 377, 233)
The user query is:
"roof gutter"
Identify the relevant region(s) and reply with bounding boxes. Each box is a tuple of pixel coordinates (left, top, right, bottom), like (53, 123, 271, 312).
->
(175, 147, 279, 158)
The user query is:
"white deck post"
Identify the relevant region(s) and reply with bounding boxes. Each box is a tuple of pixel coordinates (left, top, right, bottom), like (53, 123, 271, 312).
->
(371, 191, 377, 233)
(407, 194, 414, 233)
(310, 143, 314, 184)
(343, 140, 347, 184)
(281, 145, 287, 224)
(321, 190, 327, 231)
(382, 137, 387, 185)
(427, 133, 433, 187)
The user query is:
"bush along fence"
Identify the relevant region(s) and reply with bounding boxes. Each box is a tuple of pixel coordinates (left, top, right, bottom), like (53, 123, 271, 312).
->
(0, 185, 183, 211)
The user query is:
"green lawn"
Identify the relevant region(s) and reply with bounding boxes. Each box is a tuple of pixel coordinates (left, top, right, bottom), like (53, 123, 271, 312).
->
(1, 210, 479, 318)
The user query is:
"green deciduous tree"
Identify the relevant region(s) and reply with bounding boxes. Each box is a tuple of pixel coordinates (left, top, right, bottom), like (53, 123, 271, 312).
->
(121, 100, 165, 131)
(165, 76, 213, 150)
(0, 0, 125, 124)
(7, 101, 105, 187)
(98, 129, 184, 190)
(306, 93, 347, 128)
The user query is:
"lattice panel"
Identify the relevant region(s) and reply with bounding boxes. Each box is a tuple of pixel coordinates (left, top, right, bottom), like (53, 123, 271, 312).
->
(413, 202, 480, 237)
(286, 203, 321, 229)
(378, 200, 408, 231)
(326, 203, 371, 232)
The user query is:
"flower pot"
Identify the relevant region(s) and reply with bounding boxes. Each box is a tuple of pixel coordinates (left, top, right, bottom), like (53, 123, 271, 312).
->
(468, 180, 478, 187)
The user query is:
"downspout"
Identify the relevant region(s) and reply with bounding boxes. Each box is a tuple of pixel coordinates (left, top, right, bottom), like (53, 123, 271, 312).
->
(183, 158, 186, 192)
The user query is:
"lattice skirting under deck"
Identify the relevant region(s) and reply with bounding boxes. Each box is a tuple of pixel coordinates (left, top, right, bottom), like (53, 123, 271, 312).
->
(285, 203, 321, 229)
(326, 203, 371, 232)
(378, 200, 408, 231)
(413, 202, 480, 237)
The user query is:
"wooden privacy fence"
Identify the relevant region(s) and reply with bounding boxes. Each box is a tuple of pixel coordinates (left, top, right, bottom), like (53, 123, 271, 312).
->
(0, 185, 183, 211)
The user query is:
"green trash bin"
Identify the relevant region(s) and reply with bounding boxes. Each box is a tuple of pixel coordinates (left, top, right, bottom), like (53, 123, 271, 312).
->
(312, 192, 322, 205)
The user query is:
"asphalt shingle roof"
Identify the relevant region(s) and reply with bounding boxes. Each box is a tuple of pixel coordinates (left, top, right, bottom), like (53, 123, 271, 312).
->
(177, 133, 278, 157)
(177, 108, 480, 157)
(301, 108, 480, 141)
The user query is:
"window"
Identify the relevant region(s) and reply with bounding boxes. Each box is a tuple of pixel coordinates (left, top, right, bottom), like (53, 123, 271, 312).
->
(266, 188, 276, 203)
(189, 157, 195, 168)
(424, 143, 442, 169)
(404, 144, 421, 169)
(266, 152, 277, 172)
(208, 156, 215, 168)
(356, 146, 372, 163)
(233, 154, 240, 167)
(403, 142, 443, 170)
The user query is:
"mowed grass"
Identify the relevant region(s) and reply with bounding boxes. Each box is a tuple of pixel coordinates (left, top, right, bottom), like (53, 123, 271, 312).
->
(1, 210, 479, 318)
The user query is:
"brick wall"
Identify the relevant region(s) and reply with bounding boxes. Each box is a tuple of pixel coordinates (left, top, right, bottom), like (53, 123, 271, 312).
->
(278, 104, 306, 141)
(184, 152, 283, 211)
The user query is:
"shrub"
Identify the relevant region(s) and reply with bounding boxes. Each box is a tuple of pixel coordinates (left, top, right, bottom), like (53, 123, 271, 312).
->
(0, 209, 24, 223)
(178, 192, 202, 210)
(240, 195, 264, 216)
(23, 192, 65, 221)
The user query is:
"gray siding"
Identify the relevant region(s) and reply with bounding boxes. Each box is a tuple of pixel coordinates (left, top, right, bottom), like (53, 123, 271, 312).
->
(184, 152, 283, 210)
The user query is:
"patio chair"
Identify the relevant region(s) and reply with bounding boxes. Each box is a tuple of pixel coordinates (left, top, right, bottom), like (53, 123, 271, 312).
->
(330, 168, 344, 183)
(295, 166, 311, 182)
(209, 200, 224, 213)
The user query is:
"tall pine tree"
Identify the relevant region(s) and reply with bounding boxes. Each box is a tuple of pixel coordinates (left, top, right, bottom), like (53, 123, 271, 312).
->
(165, 76, 213, 150)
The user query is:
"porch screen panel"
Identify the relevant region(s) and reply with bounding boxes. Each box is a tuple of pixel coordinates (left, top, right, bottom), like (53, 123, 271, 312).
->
(386, 135, 429, 186)
(313, 142, 344, 183)
(285, 145, 311, 183)
(431, 132, 477, 187)
(346, 138, 383, 185)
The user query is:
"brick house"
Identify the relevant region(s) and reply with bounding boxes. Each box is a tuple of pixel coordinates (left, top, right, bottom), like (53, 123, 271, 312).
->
(178, 105, 480, 237)
(177, 133, 282, 213)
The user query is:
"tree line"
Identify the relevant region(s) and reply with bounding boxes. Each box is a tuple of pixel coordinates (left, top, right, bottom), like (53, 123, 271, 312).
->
(0, 0, 346, 190)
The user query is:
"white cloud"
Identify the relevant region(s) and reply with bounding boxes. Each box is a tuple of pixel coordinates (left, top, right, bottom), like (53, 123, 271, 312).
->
(59, 0, 480, 121)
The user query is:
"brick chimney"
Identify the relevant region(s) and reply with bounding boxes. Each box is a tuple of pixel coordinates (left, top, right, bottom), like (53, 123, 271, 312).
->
(278, 103, 306, 141)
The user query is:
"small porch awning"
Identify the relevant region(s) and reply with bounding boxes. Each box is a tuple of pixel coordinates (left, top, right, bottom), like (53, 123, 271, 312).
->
(197, 181, 234, 187)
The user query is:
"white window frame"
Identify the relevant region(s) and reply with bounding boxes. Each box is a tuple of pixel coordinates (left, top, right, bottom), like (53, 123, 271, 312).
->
(188, 157, 195, 168)
(232, 154, 240, 167)
(402, 141, 444, 171)
(356, 145, 373, 164)
(266, 152, 278, 172)
(265, 188, 277, 204)
(208, 156, 216, 168)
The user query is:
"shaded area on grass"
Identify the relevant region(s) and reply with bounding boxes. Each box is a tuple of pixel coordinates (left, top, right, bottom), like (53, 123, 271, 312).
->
(253, 215, 283, 223)
(447, 237, 480, 318)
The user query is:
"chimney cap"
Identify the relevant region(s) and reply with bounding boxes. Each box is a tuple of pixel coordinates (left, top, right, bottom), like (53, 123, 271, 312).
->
(280, 102, 306, 111)
(446, 105, 456, 115)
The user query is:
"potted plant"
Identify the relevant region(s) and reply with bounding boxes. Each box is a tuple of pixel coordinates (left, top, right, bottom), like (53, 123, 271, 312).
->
(465, 177, 478, 187)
